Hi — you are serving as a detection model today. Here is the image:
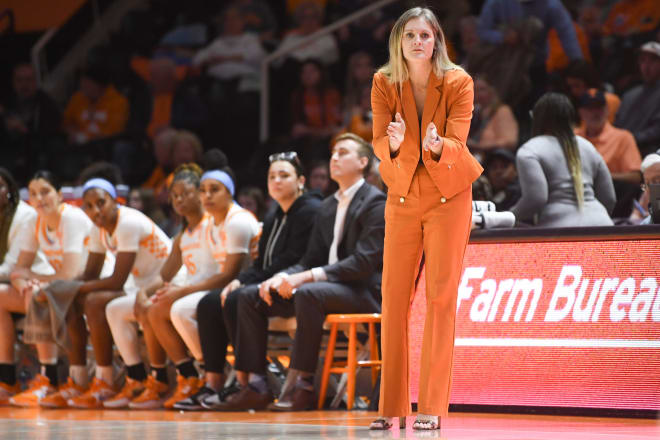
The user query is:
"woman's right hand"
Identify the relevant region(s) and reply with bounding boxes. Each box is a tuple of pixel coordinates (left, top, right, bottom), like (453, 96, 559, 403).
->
(387, 112, 405, 155)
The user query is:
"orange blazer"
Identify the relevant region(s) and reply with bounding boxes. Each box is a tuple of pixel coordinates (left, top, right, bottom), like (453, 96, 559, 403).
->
(371, 69, 483, 198)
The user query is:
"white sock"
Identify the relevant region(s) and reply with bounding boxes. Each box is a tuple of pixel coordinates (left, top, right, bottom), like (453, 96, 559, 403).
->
(95, 366, 114, 386)
(70, 365, 88, 388)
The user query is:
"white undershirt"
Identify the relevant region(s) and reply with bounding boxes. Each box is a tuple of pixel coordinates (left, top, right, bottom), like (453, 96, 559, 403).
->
(310, 178, 364, 281)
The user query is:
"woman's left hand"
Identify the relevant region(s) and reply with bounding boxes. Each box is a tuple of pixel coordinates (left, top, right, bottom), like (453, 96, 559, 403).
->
(423, 122, 444, 157)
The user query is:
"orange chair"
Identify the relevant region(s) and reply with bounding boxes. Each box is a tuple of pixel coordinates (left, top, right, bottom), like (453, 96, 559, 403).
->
(317, 313, 382, 410)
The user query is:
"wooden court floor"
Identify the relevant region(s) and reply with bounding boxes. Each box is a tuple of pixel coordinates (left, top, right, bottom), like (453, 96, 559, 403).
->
(0, 407, 658, 439)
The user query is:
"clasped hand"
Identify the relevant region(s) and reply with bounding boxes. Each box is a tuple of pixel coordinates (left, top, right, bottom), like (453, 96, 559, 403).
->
(423, 122, 443, 157)
(387, 113, 443, 157)
(387, 112, 405, 154)
(258, 272, 308, 306)
(152, 283, 187, 304)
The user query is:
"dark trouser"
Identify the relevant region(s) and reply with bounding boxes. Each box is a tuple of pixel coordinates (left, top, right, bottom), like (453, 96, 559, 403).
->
(234, 281, 380, 375)
(197, 289, 239, 374)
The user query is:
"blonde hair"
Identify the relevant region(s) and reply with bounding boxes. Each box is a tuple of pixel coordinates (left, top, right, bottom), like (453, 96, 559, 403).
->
(378, 7, 460, 85)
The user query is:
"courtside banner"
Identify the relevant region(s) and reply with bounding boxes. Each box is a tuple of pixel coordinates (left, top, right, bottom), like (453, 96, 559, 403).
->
(409, 239, 660, 410)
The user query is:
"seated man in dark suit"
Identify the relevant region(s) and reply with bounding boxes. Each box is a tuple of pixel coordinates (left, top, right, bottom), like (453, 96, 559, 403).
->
(217, 133, 385, 411)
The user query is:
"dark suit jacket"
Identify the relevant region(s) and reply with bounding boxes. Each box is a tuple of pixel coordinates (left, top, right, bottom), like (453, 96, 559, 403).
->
(286, 181, 386, 301)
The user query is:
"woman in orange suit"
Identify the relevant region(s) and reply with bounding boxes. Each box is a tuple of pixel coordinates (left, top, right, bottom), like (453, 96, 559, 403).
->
(369, 7, 483, 431)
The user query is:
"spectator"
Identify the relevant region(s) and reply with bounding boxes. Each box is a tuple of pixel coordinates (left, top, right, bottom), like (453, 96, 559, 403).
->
(333, 1, 395, 67)
(193, 5, 265, 161)
(478, 0, 584, 67)
(306, 159, 334, 196)
(630, 152, 660, 224)
(477, 0, 584, 104)
(134, 58, 207, 139)
(472, 174, 494, 203)
(0, 63, 61, 183)
(340, 52, 374, 141)
(342, 52, 374, 122)
(286, 0, 328, 17)
(278, 2, 339, 66)
(457, 15, 480, 64)
(575, 89, 641, 184)
(233, 0, 278, 43)
(602, 0, 660, 37)
(157, 24, 207, 65)
(63, 67, 129, 146)
(172, 130, 204, 167)
(563, 60, 621, 123)
(237, 186, 267, 221)
(290, 59, 342, 151)
(127, 188, 172, 236)
(142, 128, 178, 192)
(578, 5, 605, 66)
(546, 12, 592, 73)
(484, 149, 521, 211)
(150, 130, 204, 214)
(614, 41, 660, 156)
(365, 156, 384, 192)
(468, 75, 519, 156)
(511, 93, 616, 227)
(193, 6, 266, 93)
(341, 84, 373, 142)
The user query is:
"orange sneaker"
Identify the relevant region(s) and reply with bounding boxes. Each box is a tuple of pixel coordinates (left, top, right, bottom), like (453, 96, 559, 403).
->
(129, 376, 169, 409)
(103, 377, 145, 409)
(0, 381, 21, 406)
(9, 375, 55, 407)
(39, 378, 85, 409)
(163, 375, 200, 409)
(67, 377, 115, 409)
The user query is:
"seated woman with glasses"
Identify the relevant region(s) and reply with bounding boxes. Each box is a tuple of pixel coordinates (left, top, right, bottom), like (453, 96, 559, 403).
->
(174, 152, 323, 410)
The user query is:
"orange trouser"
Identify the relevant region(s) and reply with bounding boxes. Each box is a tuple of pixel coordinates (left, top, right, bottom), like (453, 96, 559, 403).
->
(379, 164, 472, 417)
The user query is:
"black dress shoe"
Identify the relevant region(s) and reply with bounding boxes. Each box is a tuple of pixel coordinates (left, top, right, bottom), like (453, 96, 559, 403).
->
(267, 385, 315, 411)
(214, 385, 272, 411)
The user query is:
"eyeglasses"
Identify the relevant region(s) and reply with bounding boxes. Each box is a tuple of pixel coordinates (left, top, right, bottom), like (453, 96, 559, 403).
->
(269, 151, 298, 163)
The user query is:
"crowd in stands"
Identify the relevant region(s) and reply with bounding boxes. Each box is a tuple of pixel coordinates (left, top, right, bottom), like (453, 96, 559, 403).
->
(0, 0, 659, 414)
(2, 0, 659, 229)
